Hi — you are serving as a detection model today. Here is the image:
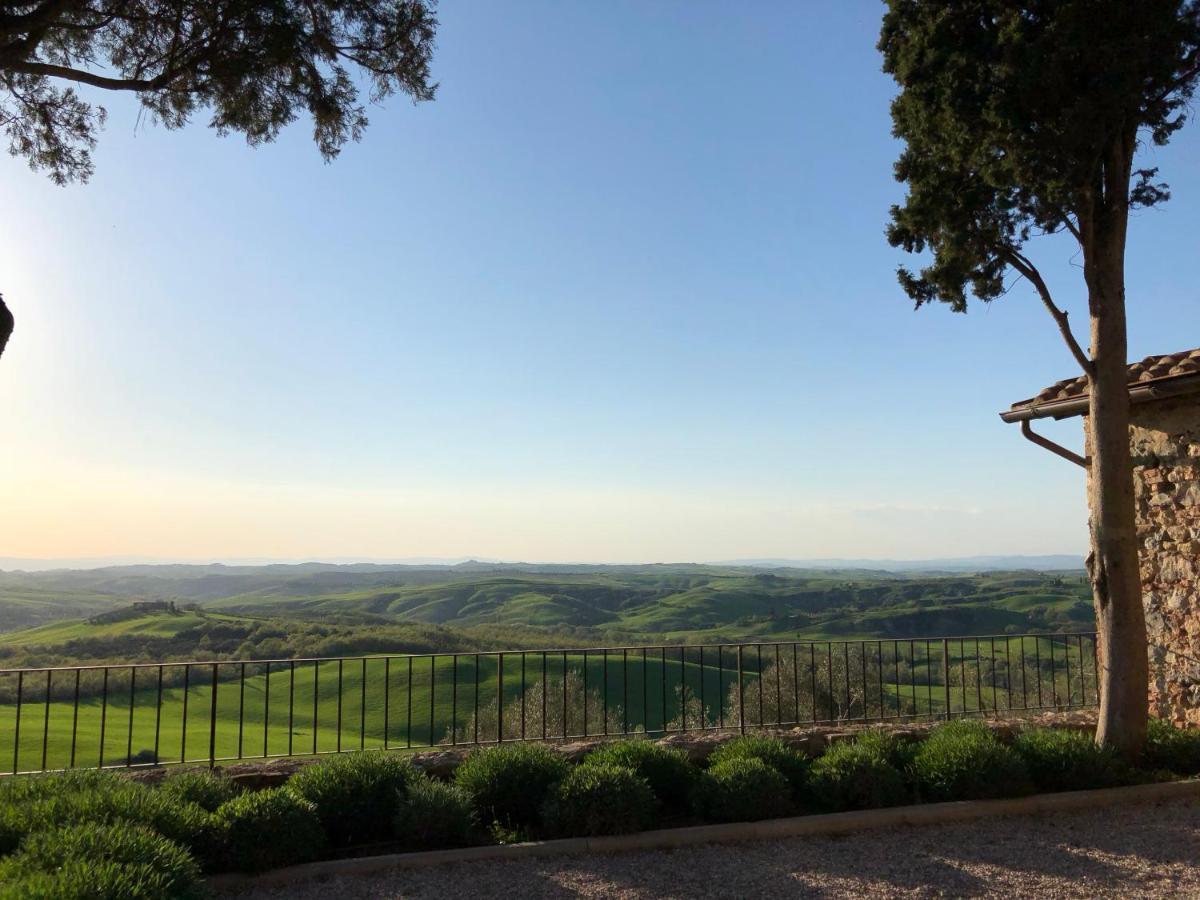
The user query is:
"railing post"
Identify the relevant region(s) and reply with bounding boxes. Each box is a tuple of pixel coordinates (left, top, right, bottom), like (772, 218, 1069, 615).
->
(209, 663, 219, 768)
(736, 645, 745, 734)
(942, 639, 951, 720)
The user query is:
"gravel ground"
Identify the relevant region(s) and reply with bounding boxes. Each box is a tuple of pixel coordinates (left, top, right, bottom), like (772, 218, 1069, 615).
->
(225, 798, 1200, 899)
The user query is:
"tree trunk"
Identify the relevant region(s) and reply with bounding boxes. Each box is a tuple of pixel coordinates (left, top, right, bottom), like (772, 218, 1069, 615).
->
(0, 294, 12, 361)
(1085, 251, 1148, 758)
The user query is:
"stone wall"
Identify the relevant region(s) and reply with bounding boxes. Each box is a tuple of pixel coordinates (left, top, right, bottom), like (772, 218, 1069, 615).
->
(1129, 397, 1200, 725)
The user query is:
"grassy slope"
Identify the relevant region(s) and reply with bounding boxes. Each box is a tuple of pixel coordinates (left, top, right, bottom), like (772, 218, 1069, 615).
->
(1, 648, 738, 772)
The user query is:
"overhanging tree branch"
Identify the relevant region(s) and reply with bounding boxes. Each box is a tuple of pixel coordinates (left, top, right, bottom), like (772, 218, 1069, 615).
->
(6, 59, 177, 91)
(1004, 249, 1095, 377)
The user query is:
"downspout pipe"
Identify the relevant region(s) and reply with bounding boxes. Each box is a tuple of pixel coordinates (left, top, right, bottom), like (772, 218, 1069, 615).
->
(1019, 420, 1088, 469)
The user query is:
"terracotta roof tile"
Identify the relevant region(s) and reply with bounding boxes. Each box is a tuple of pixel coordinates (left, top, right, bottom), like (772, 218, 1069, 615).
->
(1011, 348, 1200, 411)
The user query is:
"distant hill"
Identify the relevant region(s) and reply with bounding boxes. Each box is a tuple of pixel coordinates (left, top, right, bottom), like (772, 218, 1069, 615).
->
(715, 555, 1085, 573)
(0, 562, 1094, 641)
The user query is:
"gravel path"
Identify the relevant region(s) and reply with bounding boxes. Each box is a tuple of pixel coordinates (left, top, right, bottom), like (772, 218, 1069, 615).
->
(226, 798, 1200, 899)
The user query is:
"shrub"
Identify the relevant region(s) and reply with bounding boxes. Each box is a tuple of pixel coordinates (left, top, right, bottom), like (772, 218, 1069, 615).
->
(393, 777, 477, 850)
(157, 770, 242, 812)
(286, 752, 415, 847)
(454, 744, 570, 830)
(0, 821, 203, 900)
(807, 737, 910, 811)
(0, 773, 223, 869)
(910, 720, 1033, 802)
(706, 736, 809, 800)
(691, 757, 794, 823)
(582, 740, 696, 811)
(214, 788, 325, 873)
(854, 729, 918, 769)
(1144, 718, 1200, 776)
(1013, 728, 1130, 792)
(542, 764, 656, 837)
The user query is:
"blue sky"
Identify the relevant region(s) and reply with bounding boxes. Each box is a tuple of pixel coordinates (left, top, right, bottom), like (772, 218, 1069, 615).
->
(2, 1, 1198, 563)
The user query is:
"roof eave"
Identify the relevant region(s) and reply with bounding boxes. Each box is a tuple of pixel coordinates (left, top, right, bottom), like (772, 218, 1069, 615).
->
(1000, 372, 1200, 424)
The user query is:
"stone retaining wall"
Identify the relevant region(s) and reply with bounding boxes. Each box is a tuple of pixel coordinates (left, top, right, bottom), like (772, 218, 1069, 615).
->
(127, 710, 1097, 790)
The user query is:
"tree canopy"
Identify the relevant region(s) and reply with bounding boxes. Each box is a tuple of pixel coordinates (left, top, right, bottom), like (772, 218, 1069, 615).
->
(880, 0, 1200, 344)
(0, 0, 439, 185)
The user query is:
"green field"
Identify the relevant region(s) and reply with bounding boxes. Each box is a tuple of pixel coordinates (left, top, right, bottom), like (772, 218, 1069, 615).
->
(2, 650, 750, 773)
(0, 563, 1098, 773)
(0, 633, 1097, 774)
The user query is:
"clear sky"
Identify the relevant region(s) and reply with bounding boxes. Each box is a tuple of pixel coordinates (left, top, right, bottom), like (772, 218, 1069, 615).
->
(2, 1, 1198, 564)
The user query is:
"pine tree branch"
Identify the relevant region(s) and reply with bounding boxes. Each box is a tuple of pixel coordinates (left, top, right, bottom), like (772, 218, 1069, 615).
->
(1005, 249, 1095, 377)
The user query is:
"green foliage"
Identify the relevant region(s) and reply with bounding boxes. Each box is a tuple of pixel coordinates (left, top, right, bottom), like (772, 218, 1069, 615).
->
(454, 744, 570, 830)
(0, 1, 439, 185)
(393, 776, 477, 851)
(692, 758, 794, 823)
(807, 733, 910, 812)
(706, 736, 809, 799)
(0, 770, 222, 868)
(911, 721, 1033, 802)
(542, 764, 656, 838)
(1013, 728, 1131, 792)
(286, 752, 415, 847)
(0, 821, 202, 900)
(1144, 718, 1200, 776)
(880, 1, 1200, 312)
(214, 788, 324, 873)
(157, 769, 242, 812)
(582, 740, 696, 812)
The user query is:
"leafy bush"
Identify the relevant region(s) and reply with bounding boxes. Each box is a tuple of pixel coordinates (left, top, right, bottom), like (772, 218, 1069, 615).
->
(691, 758, 794, 823)
(286, 752, 415, 847)
(582, 740, 696, 811)
(0, 772, 223, 869)
(157, 770, 242, 812)
(454, 744, 570, 830)
(0, 821, 202, 900)
(853, 729, 918, 769)
(214, 787, 325, 873)
(1144, 718, 1200, 776)
(910, 720, 1033, 802)
(807, 736, 910, 811)
(706, 736, 809, 800)
(393, 776, 477, 850)
(542, 764, 656, 837)
(1013, 728, 1130, 792)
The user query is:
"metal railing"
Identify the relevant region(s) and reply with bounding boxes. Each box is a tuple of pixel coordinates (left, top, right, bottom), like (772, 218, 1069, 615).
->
(0, 632, 1098, 775)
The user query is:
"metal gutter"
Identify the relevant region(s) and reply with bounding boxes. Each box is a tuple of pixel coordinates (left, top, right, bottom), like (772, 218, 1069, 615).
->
(1000, 372, 1200, 424)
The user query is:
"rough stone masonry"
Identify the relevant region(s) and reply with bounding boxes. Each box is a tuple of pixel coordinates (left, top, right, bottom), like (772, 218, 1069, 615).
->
(1130, 396, 1200, 725)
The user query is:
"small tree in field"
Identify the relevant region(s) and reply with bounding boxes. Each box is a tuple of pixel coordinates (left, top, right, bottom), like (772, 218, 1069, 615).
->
(879, 1, 1200, 755)
(0, 0, 439, 360)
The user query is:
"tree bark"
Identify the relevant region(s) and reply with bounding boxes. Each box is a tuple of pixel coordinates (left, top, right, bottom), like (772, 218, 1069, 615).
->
(0, 294, 12, 361)
(1083, 163, 1149, 755)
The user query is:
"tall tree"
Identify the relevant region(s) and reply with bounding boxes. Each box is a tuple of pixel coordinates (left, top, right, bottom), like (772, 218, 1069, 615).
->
(880, 1, 1200, 754)
(0, 0, 439, 360)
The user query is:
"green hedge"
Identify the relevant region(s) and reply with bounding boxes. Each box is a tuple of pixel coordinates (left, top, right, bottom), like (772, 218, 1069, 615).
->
(214, 787, 325, 873)
(582, 740, 696, 812)
(394, 776, 477, 850)
(286, 752, 415, 847)
(454, 744, 571, 831)
(1013, 728, 1130, 792)
(692, 757, 795, 822)
(911, 721, 1033, 802)
(1144, 719, 1200, 776)
(157, 770, 243, 812)
(807, 734, 910, 811)
(706, 736, 809, 801)
(0, 821, 203, 900)
(543, 763, 656, 837)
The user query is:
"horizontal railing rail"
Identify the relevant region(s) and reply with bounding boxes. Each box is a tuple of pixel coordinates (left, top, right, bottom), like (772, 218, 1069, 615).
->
(0, 632, 1099, 776)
